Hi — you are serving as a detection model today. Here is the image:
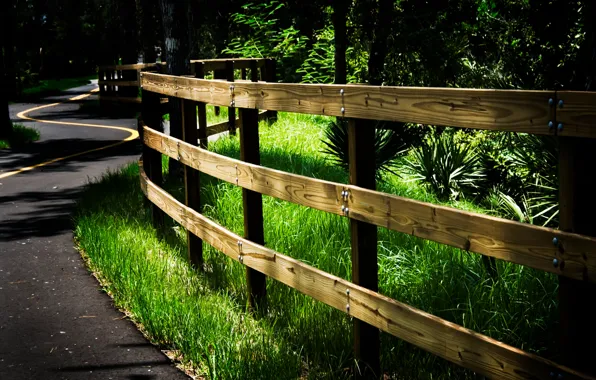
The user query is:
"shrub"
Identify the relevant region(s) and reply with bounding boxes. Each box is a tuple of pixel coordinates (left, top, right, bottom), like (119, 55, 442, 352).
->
(404, 132, 484, 200)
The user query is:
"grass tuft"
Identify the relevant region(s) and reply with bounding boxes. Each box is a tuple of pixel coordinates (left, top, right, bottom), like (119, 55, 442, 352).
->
(75, 112, 559, 379)
(0, 124, 41, 149)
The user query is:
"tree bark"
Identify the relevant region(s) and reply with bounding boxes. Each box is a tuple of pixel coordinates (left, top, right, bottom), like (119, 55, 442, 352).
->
(158, 0, 191, 178)
(333, 0, 347, 84)
(367, 0, 393, 85)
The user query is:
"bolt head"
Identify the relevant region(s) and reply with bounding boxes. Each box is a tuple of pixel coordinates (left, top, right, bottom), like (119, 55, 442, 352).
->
(558, 374, 564, 380)
(346, 304, 350, 311)
(238, 255, 242, 261)
(341, 205, 346, 211)
(341, 107, 345, 113)
(346, 289, 350, 295)
(558, 99, 564, 108)
(553, 237, 559, 246)
(548, 121, 554, 129)
(344, 208, 349, 214)
(548, 98, 554, 106)
(340, 89, 344, 95)
(553, 258, 559, 268)
(557, 123, 563, 132)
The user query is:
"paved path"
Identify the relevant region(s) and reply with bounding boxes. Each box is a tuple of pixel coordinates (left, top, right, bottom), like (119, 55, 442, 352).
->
(0, 83, 188, 379)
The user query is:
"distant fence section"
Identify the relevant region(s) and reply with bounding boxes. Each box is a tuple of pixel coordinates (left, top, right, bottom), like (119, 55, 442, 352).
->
(138, 57, 596, 379)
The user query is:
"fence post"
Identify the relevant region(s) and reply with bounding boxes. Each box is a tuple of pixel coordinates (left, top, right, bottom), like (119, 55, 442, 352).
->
(240, 106, 266, 312)
(558, 135, 596, 375)
(226, 60, 236, 135)
(347, 118, 380, 378)
(195, 62, 208, 150)
(141, 87, 165, 230)
(182, 96, 202, 268)
(264, 59, 277, 122)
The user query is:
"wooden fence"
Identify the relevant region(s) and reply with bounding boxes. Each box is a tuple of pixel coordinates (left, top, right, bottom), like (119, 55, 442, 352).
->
(98, 59, 274, 111)
(138, 59, 596, 379)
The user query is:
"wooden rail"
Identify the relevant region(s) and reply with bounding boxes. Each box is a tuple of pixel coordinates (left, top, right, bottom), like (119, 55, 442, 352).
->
(142, 125, 596, 282)
(139, 163, 591, 380)
(139, 59, 596, 378)
(98, 58, 275, 112)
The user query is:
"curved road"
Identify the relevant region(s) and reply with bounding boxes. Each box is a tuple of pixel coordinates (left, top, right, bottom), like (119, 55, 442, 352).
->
(0, 83, 188, 379)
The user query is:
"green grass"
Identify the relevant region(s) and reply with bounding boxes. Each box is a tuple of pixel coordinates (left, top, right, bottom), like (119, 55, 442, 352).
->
(74, 112, 559, 379)
(0, 124, 40, 149)
(21, 75, 96, 98)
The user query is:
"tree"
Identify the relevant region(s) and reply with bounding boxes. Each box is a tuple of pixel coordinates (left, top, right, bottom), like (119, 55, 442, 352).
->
(1, 0, 13, 139)
(158, 0, 192, 177)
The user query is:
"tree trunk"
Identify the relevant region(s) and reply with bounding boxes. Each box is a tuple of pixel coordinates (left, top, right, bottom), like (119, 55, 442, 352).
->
(136, 0, 159, 63)
(3, 0, 17, 99)
(1, 30, 12, 139)
(333, 0, 347, 85)
(158, 0, 191, 178)
(367, 0, 393, 85)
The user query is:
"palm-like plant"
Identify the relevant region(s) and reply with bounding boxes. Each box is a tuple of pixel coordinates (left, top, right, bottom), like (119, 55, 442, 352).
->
(404, 132, 484, 200)
(321, 119, 424, 179)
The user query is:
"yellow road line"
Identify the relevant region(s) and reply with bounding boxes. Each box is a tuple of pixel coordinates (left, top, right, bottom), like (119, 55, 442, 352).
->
(0, 88, 139, 180)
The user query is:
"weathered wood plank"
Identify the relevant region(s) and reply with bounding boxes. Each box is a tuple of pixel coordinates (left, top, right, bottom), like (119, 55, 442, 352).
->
(142, 72, 556, 135)
(556, 91, 596, 138)
(138, 165, 593, 380)
(348, 118, 380, 377)
(142, 126, 596, 282)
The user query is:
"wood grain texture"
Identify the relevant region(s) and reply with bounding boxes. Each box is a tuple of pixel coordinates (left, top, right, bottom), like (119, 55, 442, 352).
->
(556, 91, 596, 138)
(141, 72, 556, 134)
(138, 164, 593, 380)
(142, 126, 596, 283)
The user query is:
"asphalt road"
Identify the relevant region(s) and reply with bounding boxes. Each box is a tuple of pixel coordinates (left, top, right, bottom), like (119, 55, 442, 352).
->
(0, 83, 188, 379)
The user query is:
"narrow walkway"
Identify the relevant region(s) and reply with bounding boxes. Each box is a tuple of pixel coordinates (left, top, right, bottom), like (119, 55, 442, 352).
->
(0, 84, 188, 379)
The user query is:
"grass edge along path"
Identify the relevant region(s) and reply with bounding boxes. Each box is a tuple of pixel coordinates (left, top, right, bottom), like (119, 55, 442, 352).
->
(0, 124, 40, 149)
(74, 112, 559, 379)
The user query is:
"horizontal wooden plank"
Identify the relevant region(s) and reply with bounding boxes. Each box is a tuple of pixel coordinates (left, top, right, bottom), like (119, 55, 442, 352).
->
(138, 163, 592, 380)
(556, 91, 596, 138)
(191, 58, 267, 71)
(142, 125, 596, 282)
(99, 63, 162, 71)
(141, 72, 557, 135)
(98, 80, 139, 87)
(99, 95, 142, 104)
